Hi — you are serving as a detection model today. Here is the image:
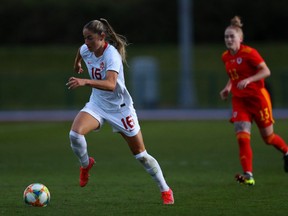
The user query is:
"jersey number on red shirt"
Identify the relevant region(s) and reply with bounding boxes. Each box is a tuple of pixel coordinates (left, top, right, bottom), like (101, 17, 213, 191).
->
(228, 68, 239, 80)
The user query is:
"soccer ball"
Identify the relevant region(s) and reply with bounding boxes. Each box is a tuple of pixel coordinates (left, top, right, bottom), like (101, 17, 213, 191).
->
(23, 183, 50, 207)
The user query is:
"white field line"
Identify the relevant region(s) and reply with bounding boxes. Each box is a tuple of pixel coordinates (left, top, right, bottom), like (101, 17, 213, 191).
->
(0, 109, 287, 121)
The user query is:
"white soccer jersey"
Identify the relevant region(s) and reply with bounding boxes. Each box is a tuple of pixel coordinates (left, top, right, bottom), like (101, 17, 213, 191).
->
(80, 43, 133, 111)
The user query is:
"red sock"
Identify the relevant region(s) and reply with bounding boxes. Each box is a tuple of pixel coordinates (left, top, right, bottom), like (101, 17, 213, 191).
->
(263, 133, 288, 154)
(237, 132, 253, 173)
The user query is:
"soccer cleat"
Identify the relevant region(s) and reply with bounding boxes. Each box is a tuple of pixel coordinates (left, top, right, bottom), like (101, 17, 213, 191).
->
(79, 157, 95, 187)
(161, 188, 174, 205)
(283, 155, 288, 172)
(235, 173, 255, 186)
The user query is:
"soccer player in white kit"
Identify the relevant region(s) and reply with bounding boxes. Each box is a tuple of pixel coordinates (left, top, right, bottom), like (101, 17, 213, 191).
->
(66, 18, 174, 205)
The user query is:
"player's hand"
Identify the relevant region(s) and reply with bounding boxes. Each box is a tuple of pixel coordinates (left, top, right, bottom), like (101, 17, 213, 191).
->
(219, 88, 230, 100)
(66, 77, 86, 89)
(237, 79, 250, 89)
(74, 62, 84, 74)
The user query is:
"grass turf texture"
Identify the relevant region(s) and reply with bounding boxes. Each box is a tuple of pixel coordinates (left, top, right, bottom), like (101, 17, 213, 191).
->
(1, 120, 288, 215)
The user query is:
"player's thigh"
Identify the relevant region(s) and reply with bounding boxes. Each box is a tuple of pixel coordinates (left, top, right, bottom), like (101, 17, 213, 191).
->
(252, 94, 274, 128)
(259, 124, 274, 137)
(231, 97, 252, 123)
(71, 111, 100, 135)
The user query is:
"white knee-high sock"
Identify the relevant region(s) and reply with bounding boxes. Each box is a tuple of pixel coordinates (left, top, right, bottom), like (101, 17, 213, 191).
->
(135, 150, 170, 192)
(69, 130, 89, 167)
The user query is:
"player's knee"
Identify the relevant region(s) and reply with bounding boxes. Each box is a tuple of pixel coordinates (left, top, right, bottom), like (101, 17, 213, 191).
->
(262, 133, 275, 145)
(135, 151, 158, 175)
(69, 130, 87, 157)
(137, 154, 152, 167)
(69, 130, 77, 142)
(69, 130, 82, 147)
(234, 121, 251, 134)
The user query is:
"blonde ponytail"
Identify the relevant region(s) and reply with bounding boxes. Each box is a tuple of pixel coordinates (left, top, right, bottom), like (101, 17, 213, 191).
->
(99, 18, 128, 64)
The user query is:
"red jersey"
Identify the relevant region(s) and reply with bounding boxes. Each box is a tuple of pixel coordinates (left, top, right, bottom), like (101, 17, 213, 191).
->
(222, 44, 265, 97)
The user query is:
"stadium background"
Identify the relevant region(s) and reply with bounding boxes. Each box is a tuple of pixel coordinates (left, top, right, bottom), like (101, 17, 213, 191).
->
(1, 0, 288, 113)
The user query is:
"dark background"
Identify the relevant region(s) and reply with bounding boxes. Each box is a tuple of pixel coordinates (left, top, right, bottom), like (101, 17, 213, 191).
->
(1, 0, 288, 110)
(1, 0, 288, 45)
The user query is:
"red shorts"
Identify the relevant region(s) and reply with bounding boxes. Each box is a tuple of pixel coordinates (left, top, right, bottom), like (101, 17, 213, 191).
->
(230, 88, 274, 128)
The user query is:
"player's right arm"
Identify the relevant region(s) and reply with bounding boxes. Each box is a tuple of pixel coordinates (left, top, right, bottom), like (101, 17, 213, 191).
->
(220, 79, 232, 100)
(236, 62, 270, 90)
(73, 47, 84, 74)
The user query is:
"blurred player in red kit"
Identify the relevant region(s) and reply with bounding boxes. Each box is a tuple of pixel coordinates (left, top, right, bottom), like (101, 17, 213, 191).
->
(220, 16, 288, 185)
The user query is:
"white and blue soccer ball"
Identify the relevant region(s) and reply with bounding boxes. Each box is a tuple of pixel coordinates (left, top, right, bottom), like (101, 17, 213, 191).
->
(23, 183, 50, 207)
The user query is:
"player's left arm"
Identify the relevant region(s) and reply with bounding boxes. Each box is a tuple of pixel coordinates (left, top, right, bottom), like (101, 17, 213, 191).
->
(237, 62, 270, 89)
(220, 79, 232, 100)
(67, 70, 118, 91)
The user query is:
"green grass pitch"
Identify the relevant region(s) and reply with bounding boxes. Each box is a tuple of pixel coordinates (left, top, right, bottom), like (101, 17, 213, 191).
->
(1, 120, 288, 215)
